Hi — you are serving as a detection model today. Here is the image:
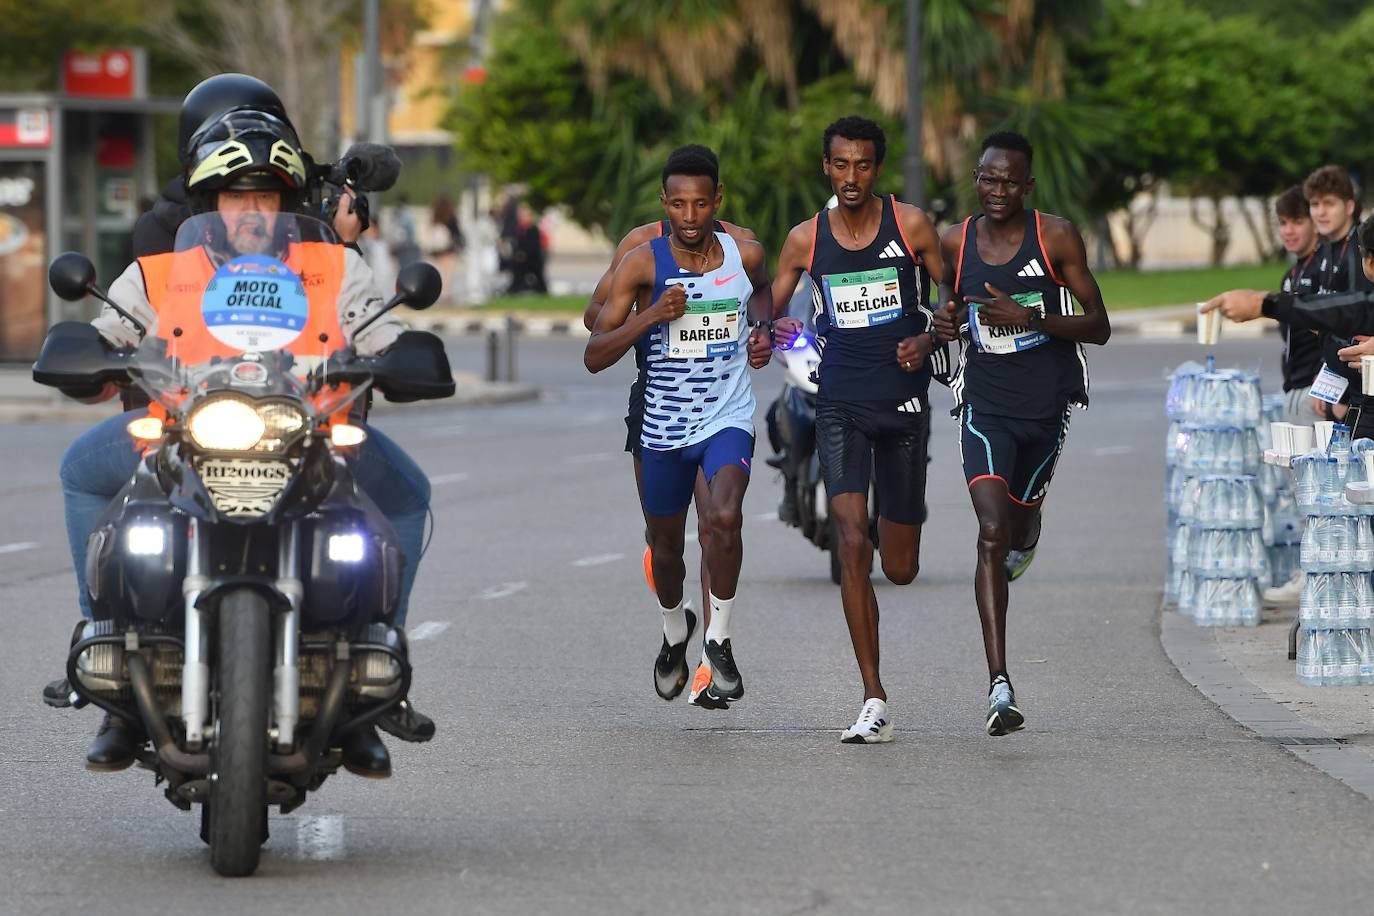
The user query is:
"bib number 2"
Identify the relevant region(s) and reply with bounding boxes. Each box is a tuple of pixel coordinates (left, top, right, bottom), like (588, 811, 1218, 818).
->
(823, 267, 902, 329)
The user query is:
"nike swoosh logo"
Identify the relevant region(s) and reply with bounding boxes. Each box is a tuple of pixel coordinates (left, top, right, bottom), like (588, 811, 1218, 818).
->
(714, 273, 739, 286)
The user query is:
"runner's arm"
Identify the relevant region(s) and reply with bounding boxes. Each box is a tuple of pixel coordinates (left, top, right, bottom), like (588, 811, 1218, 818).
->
(768, 220, 814, 347)
(584, 246, 681, 373)
(583, 224, 657, 331)
(895, 203, 952, 382)
(1032, 217, 1110, 345)
(932, 227, 967, 342)
(741, 241, 774, 369)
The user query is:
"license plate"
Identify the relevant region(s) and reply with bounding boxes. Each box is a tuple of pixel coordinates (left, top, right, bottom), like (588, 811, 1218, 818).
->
(197, 458, 290, 517)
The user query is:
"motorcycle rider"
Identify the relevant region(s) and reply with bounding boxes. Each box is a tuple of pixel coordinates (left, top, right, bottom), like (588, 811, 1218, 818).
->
(45, 98, 433, 777)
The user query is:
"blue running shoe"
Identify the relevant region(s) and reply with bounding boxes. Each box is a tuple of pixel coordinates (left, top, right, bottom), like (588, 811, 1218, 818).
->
(986, 675, 1025, 736)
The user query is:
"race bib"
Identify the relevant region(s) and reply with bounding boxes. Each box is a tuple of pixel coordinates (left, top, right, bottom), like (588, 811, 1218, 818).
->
(666, 297, 741, 358)
(1310, 365, 1349, 405)
(201, 254, 309, 351)
(969, 292, 1050, 355)
(822, 267, 902, 329)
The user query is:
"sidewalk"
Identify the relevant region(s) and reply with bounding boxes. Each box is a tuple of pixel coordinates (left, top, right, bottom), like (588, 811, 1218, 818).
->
(0, 364, 537, 423)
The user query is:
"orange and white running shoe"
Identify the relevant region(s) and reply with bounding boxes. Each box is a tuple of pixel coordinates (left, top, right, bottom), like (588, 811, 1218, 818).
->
(643, 546, 656, 593)
(688, 661, 729, 709)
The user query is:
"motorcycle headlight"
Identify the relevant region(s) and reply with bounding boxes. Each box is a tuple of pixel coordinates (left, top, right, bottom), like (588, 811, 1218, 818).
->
(186, 396, 309, 453)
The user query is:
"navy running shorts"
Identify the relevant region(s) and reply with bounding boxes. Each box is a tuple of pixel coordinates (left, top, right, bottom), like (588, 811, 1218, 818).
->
(815, 396, 930, 526)
(640, 426, 754, 517)
(959, 404, 1072, 506)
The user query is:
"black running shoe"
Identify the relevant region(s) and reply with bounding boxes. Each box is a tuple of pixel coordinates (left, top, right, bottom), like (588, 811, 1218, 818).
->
(654, 608, 698, 701)
(702, 638, 743, 701)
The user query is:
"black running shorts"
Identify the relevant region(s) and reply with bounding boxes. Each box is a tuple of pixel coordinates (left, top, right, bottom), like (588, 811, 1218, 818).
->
(815, 396, 930, 526)
(624, 366, 648, 456)
(959, 404, 1071, 506)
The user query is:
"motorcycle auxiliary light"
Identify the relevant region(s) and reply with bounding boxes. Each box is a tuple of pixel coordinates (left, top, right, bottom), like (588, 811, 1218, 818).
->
(125, 524, 165, 556)
(187, 396, 306, 452)
(327, 533, 366, 563)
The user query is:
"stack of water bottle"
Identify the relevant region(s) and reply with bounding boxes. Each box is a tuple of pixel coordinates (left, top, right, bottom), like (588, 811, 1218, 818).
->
(1260, 396, 1303, 587)
(1291, 425, 1374, 686)
(1164, 363, 1268, 625)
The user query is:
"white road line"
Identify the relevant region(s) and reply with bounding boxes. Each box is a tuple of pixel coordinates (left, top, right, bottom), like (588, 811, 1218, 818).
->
(408, 621, 451, 642)
(563, 452, 616, 465)
(420, 424, 467, 438)
(685, 531, 698, 542)
(430, 472, 470, 485)
(0, 542, 37, 555)
(479, 581, 528, 600)
(1090, 446, 1134, 457)
(753, 512, 777, 522)
(296, 815, 345, 861)
(571, 553, 624, 568)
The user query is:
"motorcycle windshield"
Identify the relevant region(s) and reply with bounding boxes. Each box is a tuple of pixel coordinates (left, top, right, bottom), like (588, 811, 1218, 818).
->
(131, 213, 370, 418)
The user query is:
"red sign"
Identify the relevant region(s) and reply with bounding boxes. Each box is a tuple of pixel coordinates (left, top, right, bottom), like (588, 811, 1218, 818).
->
(61, 49, 146, 99)
(0, 109, 51, 148)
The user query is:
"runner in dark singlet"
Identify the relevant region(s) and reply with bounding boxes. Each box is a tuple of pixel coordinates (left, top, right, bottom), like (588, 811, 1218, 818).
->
(931, 131, 1110, 737)
(770, 116, 950, 744)
(583, 146, 756, 702)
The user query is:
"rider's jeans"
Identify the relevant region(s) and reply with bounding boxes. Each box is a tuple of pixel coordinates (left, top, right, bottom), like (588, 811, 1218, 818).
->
(60, 412, 431, 625)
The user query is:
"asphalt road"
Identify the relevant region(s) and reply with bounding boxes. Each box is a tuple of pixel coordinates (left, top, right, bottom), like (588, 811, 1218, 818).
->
(2, 334, 1372, 915)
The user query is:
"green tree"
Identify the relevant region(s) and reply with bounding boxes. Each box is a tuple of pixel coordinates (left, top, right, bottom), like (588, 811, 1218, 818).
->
(1075, 0, 1342, 265)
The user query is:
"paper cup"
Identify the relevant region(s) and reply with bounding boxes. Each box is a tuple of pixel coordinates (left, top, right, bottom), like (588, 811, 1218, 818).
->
(1292, 425, 1315, 454)
(1196, 302, 1221, 346)
(1315, 421, 1335, 452)
(1362, 355, 1374, 396)
(1272, 423, 1296, 457)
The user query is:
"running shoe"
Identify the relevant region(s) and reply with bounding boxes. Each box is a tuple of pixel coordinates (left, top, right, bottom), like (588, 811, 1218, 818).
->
(840, 697, 893, 744)
(1004, 545, 1037, 582)
(643, 545, 656, 593)
(702, 638, 743, 701)
(688, 661, 729, 709)
(653, 607, 698, 701)
(986, 675, 1025, 736)
(1262, 571, 1303, 608)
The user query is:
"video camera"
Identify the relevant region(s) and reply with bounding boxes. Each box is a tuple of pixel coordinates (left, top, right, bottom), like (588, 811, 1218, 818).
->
(310, 142, 403, 233)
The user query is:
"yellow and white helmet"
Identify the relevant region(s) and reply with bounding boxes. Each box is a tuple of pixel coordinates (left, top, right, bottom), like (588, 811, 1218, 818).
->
(185, 110, 308, 213)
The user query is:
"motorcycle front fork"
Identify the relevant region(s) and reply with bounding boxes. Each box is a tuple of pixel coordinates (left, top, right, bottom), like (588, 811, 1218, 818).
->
(180, 520, 303, 754)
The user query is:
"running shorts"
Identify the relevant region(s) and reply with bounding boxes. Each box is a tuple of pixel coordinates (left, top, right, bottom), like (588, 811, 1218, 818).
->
(640, 426, 754, 517)
(959, 404, 1072, 506)
(815, 396, 930, 526)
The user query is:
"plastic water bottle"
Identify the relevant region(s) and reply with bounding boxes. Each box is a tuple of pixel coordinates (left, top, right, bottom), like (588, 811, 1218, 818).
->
(1294, 455, 1318, 508)
(1358, 629, 1374, 685)
(1321, 629, 1344, 684)
(1297, 629, 1324, 686)
(1329, 423, 1353, 459)
(1336, 629, 1362, 685)
(1337, 573, 1361, 628)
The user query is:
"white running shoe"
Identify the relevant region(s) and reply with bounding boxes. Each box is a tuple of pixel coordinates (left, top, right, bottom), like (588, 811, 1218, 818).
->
(1262, 572, 1302, 609)
(840, 698, 894, 744)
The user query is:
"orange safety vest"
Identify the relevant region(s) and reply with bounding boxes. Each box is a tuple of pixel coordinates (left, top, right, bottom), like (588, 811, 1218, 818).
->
(136, 242, 353, 428)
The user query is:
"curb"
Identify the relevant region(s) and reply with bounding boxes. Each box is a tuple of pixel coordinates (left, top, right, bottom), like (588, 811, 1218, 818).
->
(1159, 606, 1374, 800)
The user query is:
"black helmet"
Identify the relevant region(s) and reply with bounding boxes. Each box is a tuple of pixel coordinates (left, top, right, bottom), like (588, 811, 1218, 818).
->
(185, 110, 309, 214)
(177, 73, 295, 166)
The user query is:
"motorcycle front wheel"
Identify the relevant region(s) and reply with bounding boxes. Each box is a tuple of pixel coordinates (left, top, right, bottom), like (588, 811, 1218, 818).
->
(207, 588, 271, 877)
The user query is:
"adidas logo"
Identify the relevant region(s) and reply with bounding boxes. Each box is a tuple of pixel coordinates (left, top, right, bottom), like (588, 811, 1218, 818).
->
(877, 240, 905, 260)
(1016, 259, 1046, 278)
(896, 397, 923, 414)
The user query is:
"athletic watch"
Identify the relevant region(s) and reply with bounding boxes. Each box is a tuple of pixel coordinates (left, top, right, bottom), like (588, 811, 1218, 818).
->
(1027, 300, 1047, 331)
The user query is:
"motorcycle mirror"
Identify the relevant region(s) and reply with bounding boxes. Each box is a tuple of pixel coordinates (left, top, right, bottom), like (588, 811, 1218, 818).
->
(394, 262, 442, 311)
(49, 252, 98, 301)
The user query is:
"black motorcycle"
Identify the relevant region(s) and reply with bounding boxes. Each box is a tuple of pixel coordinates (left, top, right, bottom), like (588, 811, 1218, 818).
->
(33, 213, 454, 876)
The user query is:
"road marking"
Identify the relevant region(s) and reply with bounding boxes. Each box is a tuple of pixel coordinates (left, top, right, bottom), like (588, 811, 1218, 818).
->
(1090, 445, 1133, 457)
(685, 531, 698, 543)
(479, 581, 528, 600)
(296, 815, 345, 861)
(563, 452, 616, 465)
(0, 542, 37, 555)
(571, 553, 624, 567)
(408, 621, 451, 641)
(430, 472, 469, 485)
(753, 512, 777, 522)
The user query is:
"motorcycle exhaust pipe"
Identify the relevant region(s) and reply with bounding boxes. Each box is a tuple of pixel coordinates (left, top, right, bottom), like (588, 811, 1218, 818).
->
(127, 653, 209, 776)
(269, 641, 350, 777)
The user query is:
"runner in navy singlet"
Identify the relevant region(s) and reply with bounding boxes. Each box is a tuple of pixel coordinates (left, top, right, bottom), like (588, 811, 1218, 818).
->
(770, 115, 950, 744)
(931, 131, 1111, 738)
(585, 147, 775, 711)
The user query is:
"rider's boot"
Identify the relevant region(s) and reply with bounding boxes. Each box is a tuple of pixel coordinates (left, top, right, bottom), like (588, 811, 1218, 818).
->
(376, 629, 436, 743)
(85, 714, 143, 771)
(341, 725, 392, 778)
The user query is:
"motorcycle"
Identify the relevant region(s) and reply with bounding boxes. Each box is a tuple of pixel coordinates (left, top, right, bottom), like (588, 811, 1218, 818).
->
(32, 213, 454, 876)
(765, 288, 877, 585)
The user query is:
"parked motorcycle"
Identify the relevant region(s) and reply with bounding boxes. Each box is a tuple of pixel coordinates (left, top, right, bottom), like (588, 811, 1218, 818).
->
(33, 213, 454, 876)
